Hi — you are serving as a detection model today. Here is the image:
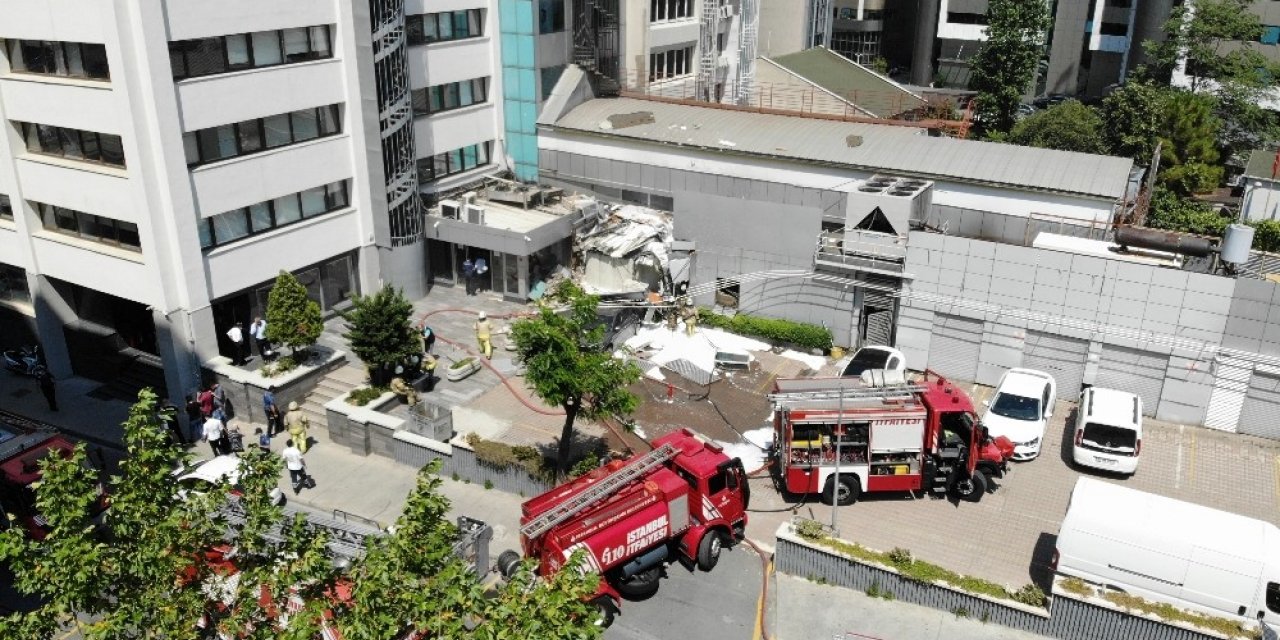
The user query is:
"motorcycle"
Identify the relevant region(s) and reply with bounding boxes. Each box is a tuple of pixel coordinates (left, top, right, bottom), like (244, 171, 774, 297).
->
(3, 345, 45, 377)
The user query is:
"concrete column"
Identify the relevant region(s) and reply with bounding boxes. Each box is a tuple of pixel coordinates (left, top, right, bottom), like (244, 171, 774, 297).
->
(28, 275, 73, 379)
(911, 0, 941, 86)
(153, 308, 205, 409)
(1044, 0, 1090, 95)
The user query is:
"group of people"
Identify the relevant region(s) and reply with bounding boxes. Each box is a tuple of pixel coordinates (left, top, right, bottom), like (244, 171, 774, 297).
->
(389, 322, 439, 407)
(225, 316, 271, 366)
(186, 382, 241, 456)
(461, 257, 488, 296)
(184, 382, 315, 494)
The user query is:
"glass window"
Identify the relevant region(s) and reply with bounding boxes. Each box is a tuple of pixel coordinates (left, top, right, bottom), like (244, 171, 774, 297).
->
(300, 186, 327, 217)
(424, 15, 440, 41)
(183, 132, 200, 165)
(439, 14, 454, 39)
(197, 219, 214, 248)
(272, 194, 302, 225)
(317, 105, 341, 135)
(319, 255, 354, 310)
(58, 128, 84, 160)
(236, 121, 263, 153)
(459, 81, 473, 106)
(226, 34, 251, 69)
(310, 26, 331, 57)
(251, 31, 283, 66)
(248, 202, 273, 232)
(263, 114, 292, 147)
(477, 141, 490, 165)
(462, 144, 477, 170)
(81, 131, 101, 162)
(325, 182, 348, 209)
(169, 45, 187, 79)
(407, 18, 426, 45)
(197, 129, 225, 162)
(90, 215, 119, 244)
(212, 210, 251, 244)
(469, 9, 482, 35)
(115, 221, 139, 249)
(428, 86, 443, 112)
(35, 124, 60, 153)
(282, 28, 311, 62)
(18, 41, 56, 74)
(411, 89, 429, 116)
(99, 134, 124, 167)
(64, 43, 85, 77)
(81, 44, 109, 79)
(53, 206, 78, 233)
(215, 125, 237, 158)
(0, 195, 12, 220)
(291, 109, 319, 141)
(443, 83, 460, 109)
(454, 11, 471, 36)
(184, 38, 226, 77)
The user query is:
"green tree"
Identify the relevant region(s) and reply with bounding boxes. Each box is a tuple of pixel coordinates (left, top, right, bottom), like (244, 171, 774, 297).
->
(510, 281, 642, 478)
(342, 284, 418, 385)
(1007, 100, 1106, 154)
(1156, 92, 1224, 195)
(266, 270, 324, 357)
(1146, 186, 1231, 235)
(1101, 81, 1167, 162)
(968, 0, 1051, 136)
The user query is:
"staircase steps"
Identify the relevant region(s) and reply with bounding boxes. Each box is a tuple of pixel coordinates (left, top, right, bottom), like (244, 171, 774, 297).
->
(299, 365, 367, 430)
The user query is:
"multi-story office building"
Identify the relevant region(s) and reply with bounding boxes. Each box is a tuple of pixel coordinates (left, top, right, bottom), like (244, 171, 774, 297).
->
(0, 0, 506, 404)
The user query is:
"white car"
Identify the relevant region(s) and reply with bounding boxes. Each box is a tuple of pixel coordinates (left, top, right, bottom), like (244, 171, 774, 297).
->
(175, 455, 286, 506)
(1071, 386, 1142, 475)
(841, 346, 906, 378)
(981, 368, 1057, 461)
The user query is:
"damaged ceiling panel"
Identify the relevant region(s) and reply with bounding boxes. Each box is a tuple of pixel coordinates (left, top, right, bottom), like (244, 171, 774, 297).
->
(576, 205, 674, 296)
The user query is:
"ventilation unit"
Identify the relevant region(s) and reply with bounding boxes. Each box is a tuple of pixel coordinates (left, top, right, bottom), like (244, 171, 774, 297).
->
(465, 203, 486, 225)
(439, 200, 462, 219)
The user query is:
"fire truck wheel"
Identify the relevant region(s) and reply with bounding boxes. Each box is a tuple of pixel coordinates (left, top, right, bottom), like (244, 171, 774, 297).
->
(952, 470, 988, 503)
(696, 530, 724, 571)
(497, 550, 522, 578)
(591, 596, 619, 628)
(615, 566, 662, 599)
(822, 475, 860, 506)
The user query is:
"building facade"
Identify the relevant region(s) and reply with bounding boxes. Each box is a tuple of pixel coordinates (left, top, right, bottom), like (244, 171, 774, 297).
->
(0, 0, 507, 404)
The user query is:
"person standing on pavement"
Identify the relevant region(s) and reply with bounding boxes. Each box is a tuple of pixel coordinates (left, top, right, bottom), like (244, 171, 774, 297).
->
(474, 311, 493, 359)
(36, 368, 57, 412)
(202, 412, 227, 456)
(185, 393, 205, 443)
(462, 258, 475, 295)
(419, 322, 436, 354)
(198, 385, 215, 419)
(211, 381, 229, 419)
(285, 401, 310, 453)
(250, 317, 269, 361)
(281, 439, 307, 494)
(226, 322, 246, 365)
(422, 353, 438, 392)
(263, 387, 282, 435)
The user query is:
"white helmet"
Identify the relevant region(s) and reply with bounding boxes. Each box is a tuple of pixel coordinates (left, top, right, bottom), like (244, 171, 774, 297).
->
(478, 311, 487, 320)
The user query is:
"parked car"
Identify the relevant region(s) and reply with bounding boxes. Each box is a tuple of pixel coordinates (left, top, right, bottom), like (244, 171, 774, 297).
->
(175, 454, 285, 506)
(1071, 386, 1142, 475)
(981, 368, 1057, 461)
(840, 346, 906, 378)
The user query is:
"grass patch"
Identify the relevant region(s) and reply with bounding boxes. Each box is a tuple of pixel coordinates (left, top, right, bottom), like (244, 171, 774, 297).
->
(346, 386, 389, 407)
(1102, 591, 1257, 639)
(450, 357, 476, 370)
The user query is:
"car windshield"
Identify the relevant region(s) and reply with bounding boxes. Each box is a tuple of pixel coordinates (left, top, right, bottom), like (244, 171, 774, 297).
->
(1081, 423, 1137, 451)
(990, 393, 1040, 421)
(842, 350, 890, 376)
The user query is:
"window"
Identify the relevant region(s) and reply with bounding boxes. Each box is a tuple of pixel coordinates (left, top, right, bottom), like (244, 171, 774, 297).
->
(184, 104, 343, 167)
(648, 46, 694, 81)
(5, 39, 110, 80)
(946, 12, 987, 25)
(197, 180, 350, 249)
(650, 0, 693, 22)
(0, 263, 30, 304)
(540, 65, 565, 100)
(416, 141, 492, 184)
(1262, 26, 1280, 46)
(168, 25, 333, 80)
(1098, 22, 1129, 37)
(36, 202, 140, 251)
(410, 78, 489, 117)
(539, 0, 565, 33)
(0, 194, 12, 221)
(19, 122, 126, 168)
(406, 10, 484, 45)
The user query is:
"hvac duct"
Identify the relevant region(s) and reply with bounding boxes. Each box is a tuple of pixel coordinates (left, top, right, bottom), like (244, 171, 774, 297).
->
(1114, 226, 1215, 258)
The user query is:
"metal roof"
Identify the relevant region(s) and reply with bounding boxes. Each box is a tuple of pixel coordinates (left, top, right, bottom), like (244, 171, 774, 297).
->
(548, 97, 1135, 199)
(1243, 149, 1279, 181)
(767, 47, 927, 118)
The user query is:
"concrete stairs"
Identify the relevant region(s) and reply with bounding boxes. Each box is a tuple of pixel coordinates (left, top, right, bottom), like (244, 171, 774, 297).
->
(300, 365, 367, 430)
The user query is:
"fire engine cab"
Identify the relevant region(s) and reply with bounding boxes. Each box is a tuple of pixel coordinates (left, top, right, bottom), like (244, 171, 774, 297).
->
(771, 371, 1013, 505)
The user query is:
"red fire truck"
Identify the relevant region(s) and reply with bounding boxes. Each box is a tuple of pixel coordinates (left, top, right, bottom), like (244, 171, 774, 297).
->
(0, 429, 107, 538)
(499, 428, 750, 627)
(770, 371, 1013, 506)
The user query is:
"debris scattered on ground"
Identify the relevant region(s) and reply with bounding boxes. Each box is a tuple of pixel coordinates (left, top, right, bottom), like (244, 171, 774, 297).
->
(714, 427, 773, 471)
(622, 325, 770, 384)
(779, 349, 827, 372)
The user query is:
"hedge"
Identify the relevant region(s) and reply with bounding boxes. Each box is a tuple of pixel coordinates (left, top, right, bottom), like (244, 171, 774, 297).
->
(697, 309, 833, 351)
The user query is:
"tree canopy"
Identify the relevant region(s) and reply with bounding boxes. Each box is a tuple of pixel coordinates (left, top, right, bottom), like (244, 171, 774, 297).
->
(1156, 91, 1224, 195)
(968, 0, 1051, 136)
(342, 284, 418, 385)
(1101, 81, 1166, 162)
(265, 271, 324, 356)
(1007, 99, 1106, 154)
(0, 390, 603, 639)
(510, 281, 642, 478)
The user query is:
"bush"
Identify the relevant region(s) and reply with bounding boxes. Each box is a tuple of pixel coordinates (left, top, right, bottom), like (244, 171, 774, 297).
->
(1103, 591, 1254, 638)
(451, 357, 476, 370)
(464, 433, 555, 482)
(1146, 187, 1230, 237)
(569, 451, 601, 478)
(258, 355, 298, 379)
(1011, 584, 1046, 607)
(794, 518, 828, 541)
(346, 386, 388, 406)
(1253, 219, 1280, 253)
(698, 309, 832, 351)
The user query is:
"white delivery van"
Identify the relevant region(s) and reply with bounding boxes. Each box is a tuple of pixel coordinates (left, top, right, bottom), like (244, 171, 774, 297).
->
(1071, 387, 1142, 475)
(1055, 477, 1280, 633)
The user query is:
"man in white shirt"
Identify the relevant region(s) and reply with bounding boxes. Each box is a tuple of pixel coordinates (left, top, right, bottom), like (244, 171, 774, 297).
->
(202, 414, 226, 456)
(226, 323, 246, 365)
(281, 439, 306, 494)
(250, 317, 269, 360)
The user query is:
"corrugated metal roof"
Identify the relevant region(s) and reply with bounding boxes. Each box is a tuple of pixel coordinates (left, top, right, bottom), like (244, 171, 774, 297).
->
(1244, 149, 1279, 181)
(768, 47, 927, 118)
(549, 97, 1135, 199)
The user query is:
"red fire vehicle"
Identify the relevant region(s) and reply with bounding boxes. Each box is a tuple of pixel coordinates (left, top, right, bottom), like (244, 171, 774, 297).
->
(499, 428, 750, 627)
(771, 371, 1013, 506)
(0, 430, 108, 538)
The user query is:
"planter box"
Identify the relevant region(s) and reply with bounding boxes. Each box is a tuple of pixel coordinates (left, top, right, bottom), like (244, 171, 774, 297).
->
(447, 358, 482, 381)
(207, 347, 346, 426)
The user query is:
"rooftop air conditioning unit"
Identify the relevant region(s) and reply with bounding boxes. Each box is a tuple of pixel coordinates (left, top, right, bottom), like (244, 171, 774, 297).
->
(440, 199, 462, 219)
(465, 203, 486, 225)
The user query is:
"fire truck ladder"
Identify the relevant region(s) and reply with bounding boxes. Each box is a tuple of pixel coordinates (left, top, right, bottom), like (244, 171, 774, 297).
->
(767, 383, 929, 407)
(520, 442, 679, 540)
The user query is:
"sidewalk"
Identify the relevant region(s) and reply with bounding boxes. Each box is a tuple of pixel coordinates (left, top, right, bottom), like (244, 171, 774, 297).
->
(776, 574, 1051, 640)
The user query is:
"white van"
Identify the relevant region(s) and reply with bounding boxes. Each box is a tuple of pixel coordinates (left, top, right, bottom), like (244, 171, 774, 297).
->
(1055, 478, 1280, 634)
(1072, 387, 1142, 475)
